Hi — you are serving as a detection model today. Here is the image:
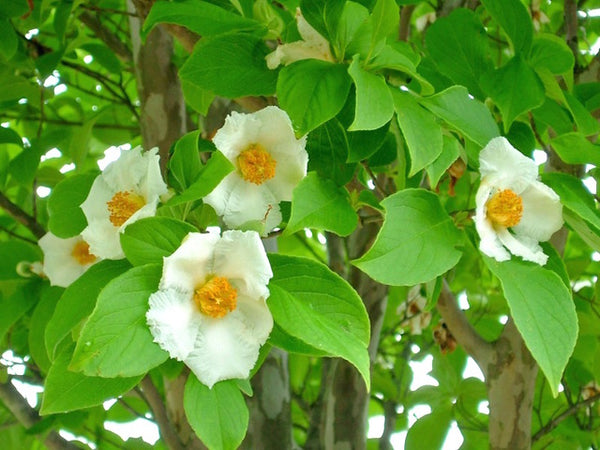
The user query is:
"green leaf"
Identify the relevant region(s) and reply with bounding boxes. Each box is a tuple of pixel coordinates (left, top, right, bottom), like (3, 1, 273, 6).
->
(306, 119, 356, 185)
(268, 254, 371, 388)
(551, 132, 600, 166)
(70, 264, 168, 377)
(484, 257, 577, 397)
(563, 209, 600, 253)
(392, 89, 443, 176)
(45, 260, 131, 360)
(0, 127, 22, 147)
(268, 323, 329, 356)
(285, 172, 358, 236)
(481, 55, 545, 132)
(420, 86, 500, 148)
(0, 0, 28, 18)
(166, 150, 234, 206)
(278, 60, 352, 135)
(143, 0, 266, 38)
(369, 0, 398, 56)
(184, 376, 249, 450)
(425, 9, 492, 99)
(169, 130, 202, 192)
(564, 91, 600, 137)
(0, 241, 41, 281)
(336, 1, 369, 58)
(426, 135, 462, 188)
(405, 406, 453, 450)
(41, 345, 142, 415)
(0, 19, 17, 60)
(0, 282, 39, 343)
(481, 0, 533, 54)
(347, 56, 394, 131)
(353, 189, 463, 285)
(121, 217, 197, 267)
(529, 34, 574, 75)
(181, 80, 215, 116)
(80, 43, 122, 74)
(179, 33, 276, 98)
(28, 286, 62, 374)
(300, 0, 345, 42)
(47, 173, 96, 238)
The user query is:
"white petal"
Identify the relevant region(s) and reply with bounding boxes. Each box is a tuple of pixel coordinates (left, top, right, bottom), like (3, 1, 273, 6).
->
(213, 112, 261, 161)
(147, 288, 200, 361)
(81, 176, 113, 224)
(496, 228, 548, 265)
(138, 148, 168, 199)
(102, 147, 147, 192)
(184, 297, 272, 388)
(213, 230, 272, 300)
(474, 181, 511, 261)
(513, 181, 563, 242)
(119, 199, 159, 232)
(82, 218, 124, 260)
(161, 232, 220, 291)
(479, 137, 538, 192)
(38, 233, 95, 287)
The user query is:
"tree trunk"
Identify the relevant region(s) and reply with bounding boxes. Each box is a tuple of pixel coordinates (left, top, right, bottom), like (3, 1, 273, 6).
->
(486, 320, 538, 450)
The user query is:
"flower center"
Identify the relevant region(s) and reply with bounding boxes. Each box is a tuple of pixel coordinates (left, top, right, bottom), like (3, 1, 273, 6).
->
(107, 191, 146, 227)
(486, 189, 523, 228)
(193, 276, 238, 319)
(71, 241, 97, 266)
(237, 144, 277, 185)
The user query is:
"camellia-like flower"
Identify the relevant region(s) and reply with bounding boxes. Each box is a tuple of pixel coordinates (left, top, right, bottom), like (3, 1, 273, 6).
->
(265, 8, 334, 69)
(146, 230, 273, 388)
(203, 106, 308, 234)
(475, 137, 563, 265)
(81, 147, 168, 260)
(38, 232, 99, 287)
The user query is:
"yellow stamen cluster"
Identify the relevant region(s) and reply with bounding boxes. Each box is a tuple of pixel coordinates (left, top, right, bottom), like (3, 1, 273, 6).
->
(107, 191, 146, 227)
(194, 276, 238, 319)
(71, 241, 97, 265)
(237, 144, 277, 185)
(486, 189, 523, 228)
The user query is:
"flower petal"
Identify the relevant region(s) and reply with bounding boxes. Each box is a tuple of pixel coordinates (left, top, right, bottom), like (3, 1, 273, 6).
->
(80, 177, 113, 224)
(161, 232, 220, 291)
(147, 288, 200, 361)
(496, 228, 548, 265)
(38, 233, 95, 287)
(213, 230, 272, 300)
(513, 181, 563, 242)
(479, 137, 538, 192)
(213, 112, 261, 161)
(82, 218, 124, 260)
(474, 181, 511, 262)
(184, 297, 272, 388)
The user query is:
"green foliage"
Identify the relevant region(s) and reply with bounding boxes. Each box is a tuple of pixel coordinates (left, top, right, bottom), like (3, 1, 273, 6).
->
(47, 173, 96, 238)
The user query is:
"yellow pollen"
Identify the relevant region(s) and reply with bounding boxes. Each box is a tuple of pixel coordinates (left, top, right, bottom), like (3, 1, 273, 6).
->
(107, 191, 146, 227)
(486, 189, 523, 228)
(71, 241, 97, 265)
(193, 276, 238, 319)
(237, 144, 277, 185)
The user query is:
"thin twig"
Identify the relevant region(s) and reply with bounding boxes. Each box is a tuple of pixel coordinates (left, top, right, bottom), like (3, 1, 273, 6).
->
(0, 191, 45, 238)
(0, 225, 38, 244)
(79, 4, 139, 17)
(0, 114, 138, 130)
(140, 376, 184, 450)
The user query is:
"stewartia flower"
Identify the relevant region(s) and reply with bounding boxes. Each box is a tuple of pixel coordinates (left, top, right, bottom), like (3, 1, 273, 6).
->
(203, 106, 308, 234)
(38, 232, 98, 287)
(475, 137, 563, 265)
(81, 147, 168, 260)
(146, 230, 273, 388)
(266, 8, 334, 69)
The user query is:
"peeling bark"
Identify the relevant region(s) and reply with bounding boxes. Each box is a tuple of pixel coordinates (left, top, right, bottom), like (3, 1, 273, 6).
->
(241, 348, 293, 449)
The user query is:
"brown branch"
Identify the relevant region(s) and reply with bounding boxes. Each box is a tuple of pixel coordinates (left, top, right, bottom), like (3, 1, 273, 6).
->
(436, 281, 494, 374)
(565, 0, 580, 71)
(80, 4, 138, 17)
(0, 191, 45, 239)
(0, 114, 138, 130)
(0, 380, 80, 450)
(79, 11, 133, 63)
(399, 5, 416, 41)
(532, 391, 600, 442)
(0, 225, 38, 244)
(140, 376, 184, 450)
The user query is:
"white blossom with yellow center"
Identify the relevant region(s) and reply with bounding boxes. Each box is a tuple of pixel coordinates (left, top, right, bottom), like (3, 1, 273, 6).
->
(38, 232, 99, 287)
(265, 8, 334, 69)
(204, 106, 308, 234)
(475, 137, 563, 265)
(80, 147, 167, 260)
(146, 230, 273, 388)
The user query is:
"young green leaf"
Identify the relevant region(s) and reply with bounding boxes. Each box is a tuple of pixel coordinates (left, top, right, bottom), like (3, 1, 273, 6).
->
(47, 173, 96, 238)
(481, 0, 533, 55)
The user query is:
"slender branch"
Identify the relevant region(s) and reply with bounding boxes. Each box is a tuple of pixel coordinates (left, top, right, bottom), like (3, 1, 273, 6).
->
(0, 380, 80, 450)
(0, 192, 45, 239)
(399, 5, 416, 41)
(0, 114, 138, 130)
(436, 281, 494, 374)
(532, 391, 600, 442)
(140, 376, 184, 450)
(80, 4, 138, 17)
(0, 225, 38, 244)
(565, 0, 580, 71)
(79, 11, 133, 62)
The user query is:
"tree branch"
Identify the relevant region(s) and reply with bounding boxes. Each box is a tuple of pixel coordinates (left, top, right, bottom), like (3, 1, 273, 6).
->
(0, 114, 138, 131)
(0, 192, 45, 239)
(399, 5, 415, 41)
(79, 11, 133, 63)
(0, 379, 79, 450)
(436, 281, 493, 375)
(140, 376, 184, 450)
(565, 0, 580, 70)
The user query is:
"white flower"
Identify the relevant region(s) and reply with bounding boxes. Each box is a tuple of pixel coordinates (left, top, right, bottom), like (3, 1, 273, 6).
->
(38, 232, 99, 287)
(146, 230, 273, 388)
(204, 106, 308, 234)
(397, 285, 431, 335)
(266, 8, 334, 69)
(81, 146, 168, 260)
(475, 137, 563, 265)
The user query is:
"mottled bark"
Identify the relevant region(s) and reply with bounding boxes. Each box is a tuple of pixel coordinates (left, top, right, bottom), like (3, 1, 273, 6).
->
(486, 320, 538, 450)
(241, 348, 293, 449)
